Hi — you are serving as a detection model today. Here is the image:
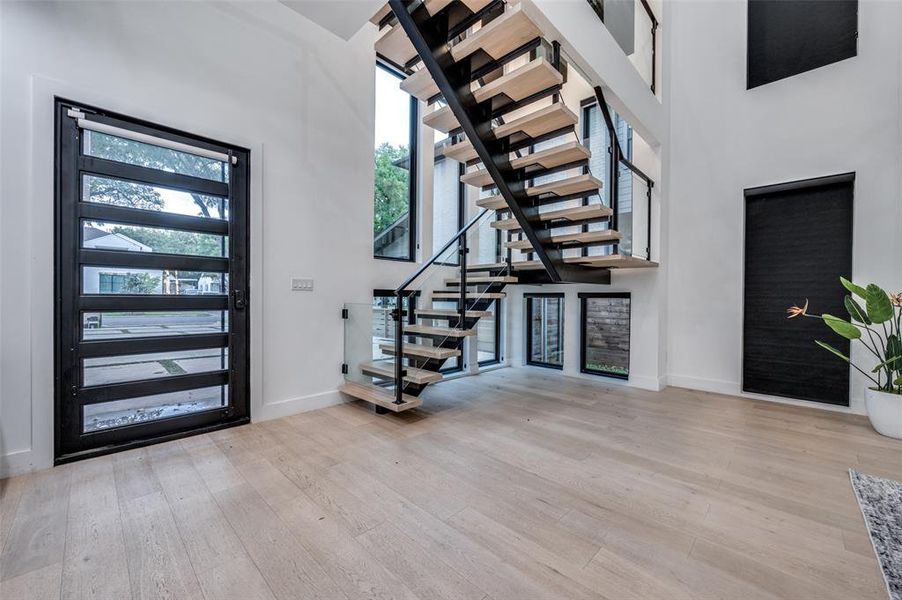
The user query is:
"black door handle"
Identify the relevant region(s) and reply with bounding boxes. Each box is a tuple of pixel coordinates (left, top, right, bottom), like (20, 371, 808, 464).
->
(233, 289, 247, 310)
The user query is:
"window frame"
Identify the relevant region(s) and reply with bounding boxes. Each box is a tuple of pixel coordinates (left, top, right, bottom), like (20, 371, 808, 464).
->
(54, 97, 250, 464)
(579, 292, 631, 380)
(477, 298, 502, 368)
(524, 293, 565, 370)
(374, 60, 419, 262)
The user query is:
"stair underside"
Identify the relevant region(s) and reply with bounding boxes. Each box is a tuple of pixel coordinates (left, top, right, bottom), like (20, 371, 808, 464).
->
(404, 323, 475, 337)
(359, 361, 444, 385)
(339, 382, 422, 412)
(432, 291, 506, 299)
(565, 254, 659, 268)
(423, 105, 459, 133)
(445, 275, 518, 284)
(495, 204, 614, 230)
(417, 308, 494, 318)
(505, 228, 621, 250)
(380, 342, 461, 359)
(375, 22, 417, 67)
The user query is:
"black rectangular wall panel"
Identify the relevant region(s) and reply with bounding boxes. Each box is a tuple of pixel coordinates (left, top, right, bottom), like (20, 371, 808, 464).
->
(747, 0, 857, 89)
(743, 174, 854, 406)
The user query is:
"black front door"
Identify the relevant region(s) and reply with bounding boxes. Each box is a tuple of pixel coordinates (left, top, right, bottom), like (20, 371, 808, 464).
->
(54, 99, 250, 463)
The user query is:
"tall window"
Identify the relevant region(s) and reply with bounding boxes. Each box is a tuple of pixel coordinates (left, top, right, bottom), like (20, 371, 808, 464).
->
(525, 294, 564, 369)
(432, 141, 462, 263)
(477, 307, 501, 366)
(374, 63, 418, 260)
(580, 293, 630, 379)
(582, 99, 633, 255)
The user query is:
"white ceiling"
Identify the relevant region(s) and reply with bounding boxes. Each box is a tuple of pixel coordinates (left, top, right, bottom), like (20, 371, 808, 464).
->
(278, 0, 384, 40)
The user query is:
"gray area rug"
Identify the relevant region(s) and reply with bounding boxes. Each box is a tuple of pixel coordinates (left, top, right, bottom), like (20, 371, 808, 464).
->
(850, 469, 902, 600)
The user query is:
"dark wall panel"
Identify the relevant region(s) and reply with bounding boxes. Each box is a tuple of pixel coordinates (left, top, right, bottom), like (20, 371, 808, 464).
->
(743, 175, 854, 406)
(747, 0, 858, 89)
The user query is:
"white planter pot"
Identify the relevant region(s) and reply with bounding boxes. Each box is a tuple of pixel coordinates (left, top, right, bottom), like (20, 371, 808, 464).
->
(865, 387, 902, 439)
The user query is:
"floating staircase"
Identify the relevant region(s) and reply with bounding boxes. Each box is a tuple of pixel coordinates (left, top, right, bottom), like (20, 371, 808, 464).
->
(342, 0, 658, 411)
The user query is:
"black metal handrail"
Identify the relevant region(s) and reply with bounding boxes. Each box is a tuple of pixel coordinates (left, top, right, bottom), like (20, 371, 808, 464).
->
(395, 208, 489, 295)
(391, 207, 490, 403)
(594, 85, 655, 260)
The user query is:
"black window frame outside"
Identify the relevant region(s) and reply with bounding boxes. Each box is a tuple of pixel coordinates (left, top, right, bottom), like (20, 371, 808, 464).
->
(525, 293, 565, 370)
(477, 298, 502, 368)
(579, 292, 631, 380)
(374, 59, 419, 263)
(746, 0, 858, 90)
(54, 97, 251, 464)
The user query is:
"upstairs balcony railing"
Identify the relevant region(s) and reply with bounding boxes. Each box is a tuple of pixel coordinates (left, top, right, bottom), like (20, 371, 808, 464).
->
(587, 0, 659, 94)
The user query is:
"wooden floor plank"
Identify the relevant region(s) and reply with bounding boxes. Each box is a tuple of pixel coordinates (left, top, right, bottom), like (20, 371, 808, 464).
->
(211, 482, 348, 600)
(62, 456, 131, 600)
(119, 491, 204, 600)
(0, 465, 72, 582)
(2, 368, 895, 600)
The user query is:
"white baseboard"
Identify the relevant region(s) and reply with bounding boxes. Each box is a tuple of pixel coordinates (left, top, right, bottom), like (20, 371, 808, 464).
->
(253, 389, 347, 422)
(667, 373, 866, 415)
(0, 449, 39, 480)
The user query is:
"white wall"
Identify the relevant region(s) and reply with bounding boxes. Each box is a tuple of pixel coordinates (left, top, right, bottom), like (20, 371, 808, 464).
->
(665, 0, 902, 414)
(0, 0, 430, 476)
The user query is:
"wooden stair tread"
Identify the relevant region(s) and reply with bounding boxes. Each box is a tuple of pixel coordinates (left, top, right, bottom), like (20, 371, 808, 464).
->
(516, 141, 592, 171)
(375, 24, 417, 67)
(400, 68, 441, 102)
(462, 141, 592, 188)
(493, 102, 577, 139)
(511, 260, 545, 270)
(443, 140, 479, 163)
(466, 261, 507, 270)
(339, 382, 422, 412)
(432, 291, 506, 299)
(506, 228, 621, 250)
(473, 58, 563, 104)
(405, 324, 475, 337)
(538, 204, 613, 222)
(451, 5, 542, 62)
(416, 308, 494, 318)
(445, 275, 518, 284)
(475, 195, 508, 210)
(359, 361, 444, 385)
(425, 0, 491, 15)
(564, 254, 659, 268)
(527, 173, 602, 197)
(443, 103, 577, 164)
(423, 105, 459, 133)
(492, 205, 614, 232)
(490, 217, 523, 231)
(380, 342, 461, 359)
(370, 4, 392, 25)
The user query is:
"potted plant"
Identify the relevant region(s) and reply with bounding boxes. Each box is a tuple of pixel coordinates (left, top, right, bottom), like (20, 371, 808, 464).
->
(787, 278, 902, 438)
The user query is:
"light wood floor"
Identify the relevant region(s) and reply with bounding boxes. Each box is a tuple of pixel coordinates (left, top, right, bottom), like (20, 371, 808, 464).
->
(1, 368, 898, 599)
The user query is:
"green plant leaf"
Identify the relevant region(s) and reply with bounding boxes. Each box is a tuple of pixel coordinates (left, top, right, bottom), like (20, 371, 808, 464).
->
(872, 356, 901, 373)
(896, 375, 902, 386)
(822, 314, 862, 340)
(887, 334, 902, 372)
(844, 295, 871, 325)
(841, 277, 868, 299)
(865, 284, 894, 323)
(816, 340, 851, 362)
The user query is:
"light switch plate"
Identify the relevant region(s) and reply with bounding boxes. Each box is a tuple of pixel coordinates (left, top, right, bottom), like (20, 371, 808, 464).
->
(291, 277, 314, 291)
